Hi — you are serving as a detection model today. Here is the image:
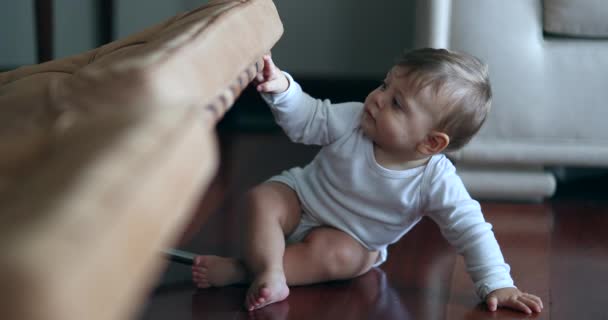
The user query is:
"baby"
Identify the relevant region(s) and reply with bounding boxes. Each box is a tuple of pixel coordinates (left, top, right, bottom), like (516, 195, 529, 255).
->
(192, 48, 543, 314)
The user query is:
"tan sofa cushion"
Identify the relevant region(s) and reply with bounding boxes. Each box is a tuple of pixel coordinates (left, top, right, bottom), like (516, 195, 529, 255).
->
(0, 0, 281, 175)
(0, 1, 282, 320)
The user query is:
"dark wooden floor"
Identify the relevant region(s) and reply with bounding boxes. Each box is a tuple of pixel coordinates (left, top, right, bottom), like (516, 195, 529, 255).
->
(137, 131, 608, 320)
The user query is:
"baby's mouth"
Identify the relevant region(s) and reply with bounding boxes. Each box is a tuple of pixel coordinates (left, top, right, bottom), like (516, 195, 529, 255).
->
(365, 108, 375, 120)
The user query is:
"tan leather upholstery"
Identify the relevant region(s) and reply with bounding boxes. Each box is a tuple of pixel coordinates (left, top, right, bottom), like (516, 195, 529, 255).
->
(0, 1, 282, 319)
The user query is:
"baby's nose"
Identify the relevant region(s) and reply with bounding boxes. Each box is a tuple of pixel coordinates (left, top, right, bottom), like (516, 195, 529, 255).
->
(375, 95, 387, 109)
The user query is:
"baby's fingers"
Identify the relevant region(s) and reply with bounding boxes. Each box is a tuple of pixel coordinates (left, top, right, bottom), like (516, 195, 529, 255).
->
(519, 295, 543, 313)
(486, 296, 498, 312)
(252, 72, 264, 85)
(253, 55, 280, 85)
(502, 298, 533, 314)
(262, 55, 276, 76)
(523, 293, 544, 309)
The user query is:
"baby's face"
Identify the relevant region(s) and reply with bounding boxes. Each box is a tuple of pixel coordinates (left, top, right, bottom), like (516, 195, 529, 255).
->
(360, 66, 439, 158)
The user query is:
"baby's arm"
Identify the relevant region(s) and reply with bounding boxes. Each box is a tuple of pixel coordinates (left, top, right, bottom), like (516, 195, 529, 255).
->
(425, 160, 543, 314)
(255, 55, 362, 146)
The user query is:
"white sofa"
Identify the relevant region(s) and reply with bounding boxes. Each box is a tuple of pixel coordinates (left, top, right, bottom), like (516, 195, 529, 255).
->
(415, 0, 608, 201)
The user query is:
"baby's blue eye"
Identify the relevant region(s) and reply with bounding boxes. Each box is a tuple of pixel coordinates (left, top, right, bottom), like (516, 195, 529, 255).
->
(392, 99, 401, 108)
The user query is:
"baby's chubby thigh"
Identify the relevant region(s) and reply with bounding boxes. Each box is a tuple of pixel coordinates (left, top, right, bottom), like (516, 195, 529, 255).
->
(289, 224, 380, 281)
(244, 181, 303, 235)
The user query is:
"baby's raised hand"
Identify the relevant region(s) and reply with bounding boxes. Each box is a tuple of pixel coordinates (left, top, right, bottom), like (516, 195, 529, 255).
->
(255, 54, 289, 94)
(486, 287, 543, 314)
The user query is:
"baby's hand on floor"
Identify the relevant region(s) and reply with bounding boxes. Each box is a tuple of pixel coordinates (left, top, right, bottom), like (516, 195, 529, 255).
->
(255, 54, 289, 94)
(486, 287, 543, 314)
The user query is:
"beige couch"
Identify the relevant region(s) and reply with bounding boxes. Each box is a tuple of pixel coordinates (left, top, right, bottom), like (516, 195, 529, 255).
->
(0, 1, 282, 319)
(415, 0, 608, 201)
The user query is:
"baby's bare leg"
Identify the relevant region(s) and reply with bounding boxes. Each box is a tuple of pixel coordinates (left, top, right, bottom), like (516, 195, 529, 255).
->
(193, 182, 300, 309)
(193, 182, 301, 295)
(192, 182, 377, 310)
(192, 227, 378, 287)
(283, 227, 379, 285)
(242, 182, 302, 310)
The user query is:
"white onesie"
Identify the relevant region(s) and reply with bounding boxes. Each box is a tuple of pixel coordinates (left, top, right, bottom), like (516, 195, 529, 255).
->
(262, 72, 515, 299)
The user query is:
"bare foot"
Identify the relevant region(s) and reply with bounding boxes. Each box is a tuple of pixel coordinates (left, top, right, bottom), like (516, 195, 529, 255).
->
(191, 255, 247, 288)
(245, 270, 289, 311)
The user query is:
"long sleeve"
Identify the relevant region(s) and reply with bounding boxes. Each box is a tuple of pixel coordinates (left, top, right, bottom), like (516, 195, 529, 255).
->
(424, 158, 515, 299)
(261, 72, 361, 146)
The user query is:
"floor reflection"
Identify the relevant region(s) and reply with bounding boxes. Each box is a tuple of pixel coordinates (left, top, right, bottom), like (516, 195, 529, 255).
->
(191, 268, 411, 320)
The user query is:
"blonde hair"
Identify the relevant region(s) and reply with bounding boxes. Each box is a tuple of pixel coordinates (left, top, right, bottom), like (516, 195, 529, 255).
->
(396, 48, 492, 151)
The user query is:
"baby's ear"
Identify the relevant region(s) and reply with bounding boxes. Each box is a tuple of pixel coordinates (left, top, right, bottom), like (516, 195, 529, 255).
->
(416, 131, 450, 155)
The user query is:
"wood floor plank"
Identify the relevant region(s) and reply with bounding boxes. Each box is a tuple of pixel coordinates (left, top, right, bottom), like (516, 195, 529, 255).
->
(550, 202, 608, 320)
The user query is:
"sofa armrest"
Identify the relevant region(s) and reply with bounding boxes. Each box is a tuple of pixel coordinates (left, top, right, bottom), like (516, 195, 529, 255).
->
(415, 0, 608, 200)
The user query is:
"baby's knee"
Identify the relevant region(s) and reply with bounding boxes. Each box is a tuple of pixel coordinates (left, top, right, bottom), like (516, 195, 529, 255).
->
(323, 245, 375, 279)
(244, 185, 265, 207)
